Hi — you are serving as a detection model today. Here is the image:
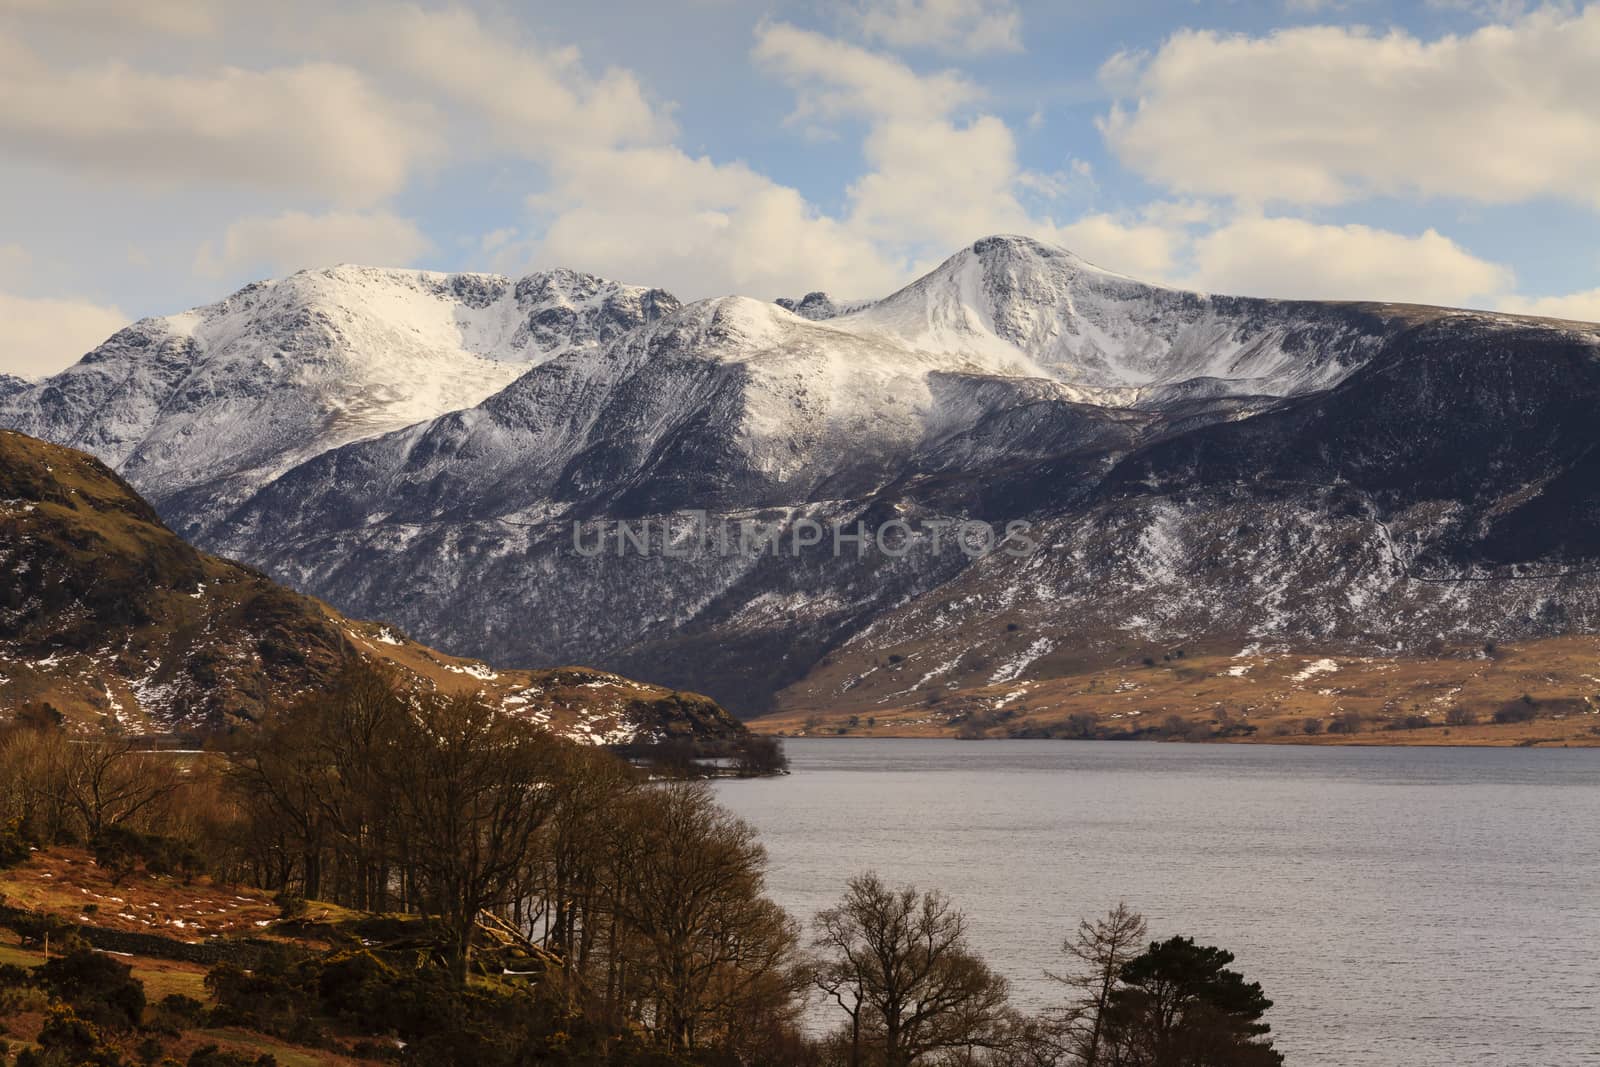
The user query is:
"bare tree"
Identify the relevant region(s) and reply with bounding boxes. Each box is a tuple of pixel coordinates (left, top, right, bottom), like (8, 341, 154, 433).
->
(734, 734, 789, 776)
(1048, 903, 1148, 1067)
(0, 725, 76, 844)
(61, 739, 180, 841)
(814, 943, 870, 1067)
(605, 782, 801, 1055)
(532, 743, 640, 990)
(388, 691, 562, 983)
(813, 872, 1012, 1067)
(227, 662, 408, 902)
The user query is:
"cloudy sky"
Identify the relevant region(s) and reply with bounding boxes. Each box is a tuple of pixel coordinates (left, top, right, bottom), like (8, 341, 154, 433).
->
(3, 0, 1599, 378)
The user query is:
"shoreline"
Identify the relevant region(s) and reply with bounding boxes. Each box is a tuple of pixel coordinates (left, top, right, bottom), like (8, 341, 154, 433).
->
(749, 729, 1600, 748)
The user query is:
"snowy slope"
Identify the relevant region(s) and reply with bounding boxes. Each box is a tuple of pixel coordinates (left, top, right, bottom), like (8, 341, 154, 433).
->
(209, 291, 1141, 547)
(0, 265, 677, 531)
(0, 427, 743, 741)
(837, 235, 1386, 401)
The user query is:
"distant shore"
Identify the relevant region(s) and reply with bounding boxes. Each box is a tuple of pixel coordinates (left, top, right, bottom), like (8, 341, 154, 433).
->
(750, 718, 1600, 748)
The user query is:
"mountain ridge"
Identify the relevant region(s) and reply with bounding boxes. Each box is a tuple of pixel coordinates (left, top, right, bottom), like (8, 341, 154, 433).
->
(0, 264, 681, 537)
(4, 236, 1598, 718)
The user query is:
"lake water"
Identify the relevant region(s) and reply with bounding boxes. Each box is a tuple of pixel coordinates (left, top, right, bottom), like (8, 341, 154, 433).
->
(713, 739, 1600, 1066)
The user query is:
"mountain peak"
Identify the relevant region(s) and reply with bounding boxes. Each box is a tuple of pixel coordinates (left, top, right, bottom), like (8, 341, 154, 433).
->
(837, 233, 1382, 396)
(0, 261, 680, 526)
(966, 234, 1121, 278)
(657, 294, 802, 355)
(970, 233, 1061, 256)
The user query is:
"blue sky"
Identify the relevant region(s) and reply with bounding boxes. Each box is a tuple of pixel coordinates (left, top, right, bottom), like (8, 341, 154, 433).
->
(2, 0, 1599, 377)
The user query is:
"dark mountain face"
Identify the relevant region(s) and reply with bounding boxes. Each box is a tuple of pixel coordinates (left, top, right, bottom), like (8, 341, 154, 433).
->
(1102, 313, 1600, 568)
(4, 237, 1599, 716)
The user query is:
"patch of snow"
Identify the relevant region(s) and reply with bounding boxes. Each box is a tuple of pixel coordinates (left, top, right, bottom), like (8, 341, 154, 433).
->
(993, 683, 1033, 708)
(916, 656, 962, 689)
(444, 662, 499, 681)
(989, 638, 1054, 684)
(1290, 658, 1340, 683)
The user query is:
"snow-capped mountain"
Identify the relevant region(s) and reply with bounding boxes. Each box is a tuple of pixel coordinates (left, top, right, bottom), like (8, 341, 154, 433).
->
(836, 236, 1387, 403)
(5, 236, 1599, 717)
(0, 265, 677, 536)
(0, 374, 27, 400)
(780, 305, 1600, 719)
(182, 239, 1406, 535)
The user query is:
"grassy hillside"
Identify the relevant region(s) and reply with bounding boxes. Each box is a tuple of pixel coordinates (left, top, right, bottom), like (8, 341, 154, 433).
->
(0, 430, 742, 744)
(754, 635, 1600, 745)
(0, 848, 531, 1066)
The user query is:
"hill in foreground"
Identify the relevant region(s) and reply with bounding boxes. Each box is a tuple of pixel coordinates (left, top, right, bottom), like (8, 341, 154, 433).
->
(0, 430, 741, 743)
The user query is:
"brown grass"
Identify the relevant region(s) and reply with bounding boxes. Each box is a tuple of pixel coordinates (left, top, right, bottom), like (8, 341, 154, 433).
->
(754, 634, 1600, 746)
(0, 851, 387, 1065)
(1, 924, 208, 1000)
(0, 848, 282, 937)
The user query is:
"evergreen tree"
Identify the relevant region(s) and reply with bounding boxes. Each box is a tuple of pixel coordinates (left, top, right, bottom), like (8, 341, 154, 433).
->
(1103, 936, 1282, 1067)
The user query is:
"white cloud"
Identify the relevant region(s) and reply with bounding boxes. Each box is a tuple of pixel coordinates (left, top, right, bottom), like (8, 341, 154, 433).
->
(1137, 199, 1220, 229)
(755, 24, 1040, 262)
(1016, 160, 1094, 202)
(754, 23, 980, 122)
(325, 5, 670, 155)
(531, 146, 909, 301)
(0, 3, 1551, 336)
(1101, 8, 1600, 209)
(1052, 214, 1188, 280)
(746, 25, 1233, 292)
(0, 3, 670, 207)
(194, 210, 432, 278)
(515, 24, 1031, 303)
(1499, 288, 1600, 323)
(0, 0, 218, 36)
(0, 37, 432, 204)
(850, 0, 1022, 54)
(848, 116, 1032, 249)
(1183, 216, 1513, 305)
(0, 291, 127, 378)
(0, 243, 30, 286)
(478, 228, 517, 255)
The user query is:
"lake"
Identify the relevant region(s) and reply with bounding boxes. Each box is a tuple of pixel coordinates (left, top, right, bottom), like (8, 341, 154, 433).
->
(713, 739, 1600, 1066)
